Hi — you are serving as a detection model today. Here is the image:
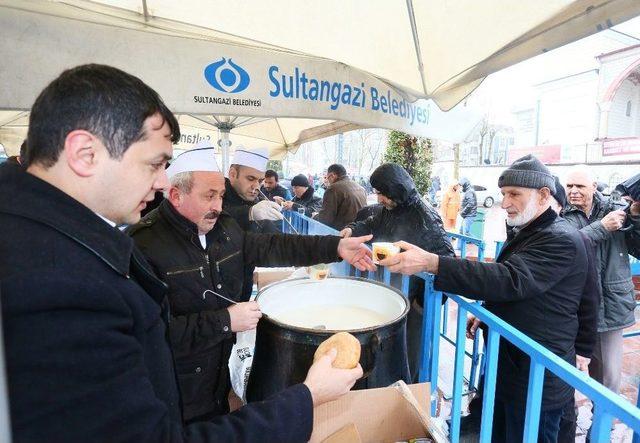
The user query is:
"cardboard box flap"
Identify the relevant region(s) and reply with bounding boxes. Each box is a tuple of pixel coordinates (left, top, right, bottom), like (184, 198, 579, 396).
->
(312, 382, 448, 443)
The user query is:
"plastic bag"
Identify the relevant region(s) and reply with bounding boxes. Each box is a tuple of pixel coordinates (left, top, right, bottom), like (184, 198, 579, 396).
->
(228, 328, 256, 402)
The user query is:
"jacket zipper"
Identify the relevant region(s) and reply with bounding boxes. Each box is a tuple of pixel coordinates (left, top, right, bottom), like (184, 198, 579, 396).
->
(215, 250, 241, 272)
(166, 266, 204, 278)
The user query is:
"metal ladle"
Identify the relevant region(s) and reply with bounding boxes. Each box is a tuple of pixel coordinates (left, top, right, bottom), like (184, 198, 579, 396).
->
(257, 189, 299, 234)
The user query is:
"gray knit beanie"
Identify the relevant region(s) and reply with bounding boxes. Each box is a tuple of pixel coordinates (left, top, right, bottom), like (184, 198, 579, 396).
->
(498, 154, 556, 193)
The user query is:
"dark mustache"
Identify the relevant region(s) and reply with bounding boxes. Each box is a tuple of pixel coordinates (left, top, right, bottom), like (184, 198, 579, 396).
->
(204, 211, 220, 220)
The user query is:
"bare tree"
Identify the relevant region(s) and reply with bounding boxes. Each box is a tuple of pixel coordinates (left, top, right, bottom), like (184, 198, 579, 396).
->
(477, 117, 489, 166)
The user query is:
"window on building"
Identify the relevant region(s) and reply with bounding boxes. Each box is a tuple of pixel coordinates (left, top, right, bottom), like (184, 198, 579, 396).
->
(626, 100, 632, 117)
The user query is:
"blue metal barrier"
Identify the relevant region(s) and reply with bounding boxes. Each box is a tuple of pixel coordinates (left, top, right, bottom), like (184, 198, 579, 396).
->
(284, 211, 640, 442)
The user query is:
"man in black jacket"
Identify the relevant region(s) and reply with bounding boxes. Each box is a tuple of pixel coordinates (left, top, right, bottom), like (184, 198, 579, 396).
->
(261, 169, 292, 202)
(340, 163, 455, 381)
(129, 147, 373, 423)
(224, 148, 283, 298)
(0, 64, 367, 443)
(380, 155, 589, 443)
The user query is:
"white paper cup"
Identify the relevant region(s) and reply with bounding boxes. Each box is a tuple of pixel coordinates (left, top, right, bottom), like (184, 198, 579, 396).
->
(372, 242, 400, 263)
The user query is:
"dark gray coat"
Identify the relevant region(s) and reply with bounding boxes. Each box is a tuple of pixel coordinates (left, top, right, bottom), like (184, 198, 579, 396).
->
(459, 178, 477, 218)
(562, 192, 640, 332)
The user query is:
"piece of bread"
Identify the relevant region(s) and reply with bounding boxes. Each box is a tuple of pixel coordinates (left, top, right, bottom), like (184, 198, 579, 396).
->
(313, 332, 361, 369)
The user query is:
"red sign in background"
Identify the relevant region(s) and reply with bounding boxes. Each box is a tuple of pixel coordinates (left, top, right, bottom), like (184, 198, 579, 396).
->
(507, 145, 562, 164)
(602, 137, 640, 156)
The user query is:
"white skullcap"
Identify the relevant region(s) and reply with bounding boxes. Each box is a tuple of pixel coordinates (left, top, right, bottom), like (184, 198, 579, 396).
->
(166, 141, 220, 180)
(232, 146, 269, 172)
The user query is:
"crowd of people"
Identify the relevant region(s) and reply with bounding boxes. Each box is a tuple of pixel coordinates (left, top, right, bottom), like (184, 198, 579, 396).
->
(0, 63, 639, 443)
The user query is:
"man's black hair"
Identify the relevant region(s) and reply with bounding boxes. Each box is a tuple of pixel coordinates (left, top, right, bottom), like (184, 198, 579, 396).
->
(26, 64, 180, 167)
(265, 169, 279, 181)
(327, 163, 346, 178)
(19, 140, 27, 159)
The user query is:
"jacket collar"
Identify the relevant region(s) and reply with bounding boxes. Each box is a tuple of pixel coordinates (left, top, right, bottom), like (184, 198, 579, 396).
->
(300, 186, 315, 201)
(0, 163, 134, 276)
(564, 191, 605, 221)
(225, 177, 256, 207)
(501, 206, 557, 258)
(158, 199, 200, 241)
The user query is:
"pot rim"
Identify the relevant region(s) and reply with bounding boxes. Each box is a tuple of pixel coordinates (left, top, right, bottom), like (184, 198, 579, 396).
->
(255, 276, 410, 334)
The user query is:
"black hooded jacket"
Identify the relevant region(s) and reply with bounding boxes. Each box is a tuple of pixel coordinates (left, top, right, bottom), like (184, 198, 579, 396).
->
(291, 186, 323, 217)
(459, 178, 478, 218)
(348, 164, 455, 300)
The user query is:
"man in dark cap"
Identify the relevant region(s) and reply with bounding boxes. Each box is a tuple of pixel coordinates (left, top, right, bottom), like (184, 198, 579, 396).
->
(340, 163, 455, 381)
(379, 155, 589, 443)
(282, 174, 322, 216)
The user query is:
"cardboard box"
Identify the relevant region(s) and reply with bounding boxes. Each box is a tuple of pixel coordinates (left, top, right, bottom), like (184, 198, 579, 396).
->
(311, 382, 448, 443)
(254, 267, 296, 291)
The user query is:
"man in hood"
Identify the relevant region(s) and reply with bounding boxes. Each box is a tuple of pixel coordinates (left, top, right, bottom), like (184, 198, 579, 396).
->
(459, 177, 478, 236)
(340, 163, 455, 381)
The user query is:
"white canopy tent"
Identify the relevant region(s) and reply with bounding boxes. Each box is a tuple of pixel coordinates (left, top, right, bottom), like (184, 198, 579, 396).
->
(2, 0, 639, 165)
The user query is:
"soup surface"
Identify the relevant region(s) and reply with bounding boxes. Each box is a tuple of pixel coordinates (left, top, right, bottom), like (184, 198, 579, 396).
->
(272, 304, 389, 330)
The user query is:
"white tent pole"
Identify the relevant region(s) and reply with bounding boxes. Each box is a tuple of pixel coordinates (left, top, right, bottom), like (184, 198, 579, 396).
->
(218, 128, 232, 173)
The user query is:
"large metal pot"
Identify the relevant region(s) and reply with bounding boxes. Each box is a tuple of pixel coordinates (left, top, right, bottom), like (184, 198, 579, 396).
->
(246, 277, 410, 402)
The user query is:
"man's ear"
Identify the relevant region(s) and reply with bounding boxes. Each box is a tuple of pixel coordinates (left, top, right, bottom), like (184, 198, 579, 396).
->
(63, 130, 101, 177)
(539, 187, 551, 202)
(168, 187, 182, 207)
(228, 166, 237, 180)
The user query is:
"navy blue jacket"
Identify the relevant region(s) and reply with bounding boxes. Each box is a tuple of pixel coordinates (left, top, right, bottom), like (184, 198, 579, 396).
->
(0, 164, 313, 443)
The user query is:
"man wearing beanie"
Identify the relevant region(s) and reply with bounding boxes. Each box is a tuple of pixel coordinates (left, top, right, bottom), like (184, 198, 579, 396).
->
(378, 154, 589, 442)
(282, 174, 322, 216)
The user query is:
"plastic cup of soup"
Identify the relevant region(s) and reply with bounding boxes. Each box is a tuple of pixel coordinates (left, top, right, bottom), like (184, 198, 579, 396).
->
(308, 263, 330, 280)
(372, 242, 400, 263)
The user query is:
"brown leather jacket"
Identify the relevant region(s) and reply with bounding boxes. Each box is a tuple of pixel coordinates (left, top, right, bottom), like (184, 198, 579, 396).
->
(315, 176, 367, 230)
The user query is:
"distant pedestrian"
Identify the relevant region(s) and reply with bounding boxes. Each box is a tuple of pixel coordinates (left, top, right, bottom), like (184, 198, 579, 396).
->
(459, 177, 477, 236)
(441, 183, 461, 230)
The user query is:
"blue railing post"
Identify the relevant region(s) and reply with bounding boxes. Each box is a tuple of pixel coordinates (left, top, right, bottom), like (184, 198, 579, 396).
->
(450, 305, 468, 442)
(523, 361, 545, 441)
(479, 329, 500, 443)
(634, 380, 640, 443)
(591, 405, 614, 443)
(400, 275, 410, 295)
(383, 267, 391, 285)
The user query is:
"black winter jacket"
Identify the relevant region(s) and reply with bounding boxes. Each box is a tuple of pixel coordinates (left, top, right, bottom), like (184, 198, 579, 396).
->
(562, 192, 640, 332)
(291, 187, 323, 216)
(260, 184, 291, 201)
(129, 200, 341, 421)
(223, 178, 280, 298)
(0, 164, 315, 443)
(459, 178, 477, 218)
(435, 208, 588, 410)
(348, 164, 455, 301)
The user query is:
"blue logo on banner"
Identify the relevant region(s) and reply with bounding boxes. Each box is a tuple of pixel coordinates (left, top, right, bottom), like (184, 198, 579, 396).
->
(204, 58, 250, 93)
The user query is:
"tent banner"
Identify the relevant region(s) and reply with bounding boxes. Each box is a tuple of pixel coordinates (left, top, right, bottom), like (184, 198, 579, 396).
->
(0, 8, 479, 143)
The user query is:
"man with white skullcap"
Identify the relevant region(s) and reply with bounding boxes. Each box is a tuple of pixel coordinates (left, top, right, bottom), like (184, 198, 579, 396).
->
(128, 142, 376, 424)
(225, 147, 282, 229)
(224, 146, 284, 297)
